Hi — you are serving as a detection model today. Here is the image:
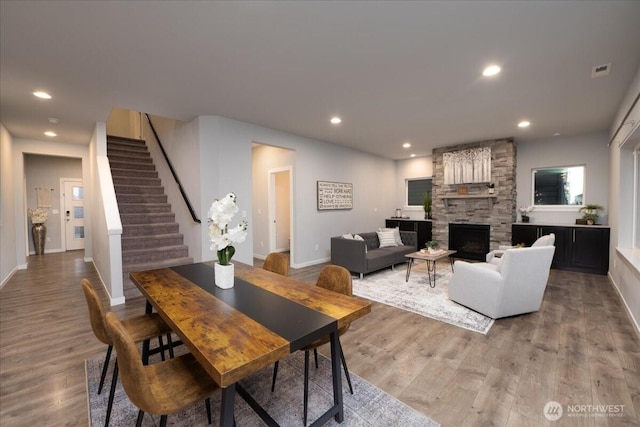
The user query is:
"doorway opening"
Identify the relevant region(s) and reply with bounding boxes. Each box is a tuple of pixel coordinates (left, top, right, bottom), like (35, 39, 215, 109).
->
(269, 167, 292, 255)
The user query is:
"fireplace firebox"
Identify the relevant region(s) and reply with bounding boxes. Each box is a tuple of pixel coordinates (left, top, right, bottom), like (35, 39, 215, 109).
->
(448, 223, 490, 261)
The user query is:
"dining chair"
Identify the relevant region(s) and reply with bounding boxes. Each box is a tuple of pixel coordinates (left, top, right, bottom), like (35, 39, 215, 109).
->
(104, 311, 219, 427)
(81, 279, 174, 427)
(271, 264, 354, 425)
(263, 252, 289, 276)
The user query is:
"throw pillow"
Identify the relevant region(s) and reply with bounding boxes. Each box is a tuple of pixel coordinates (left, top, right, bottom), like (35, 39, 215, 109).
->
(378, 227, 403, 245)
(342, 233, 353, 239)
(377, 230, 398, 248)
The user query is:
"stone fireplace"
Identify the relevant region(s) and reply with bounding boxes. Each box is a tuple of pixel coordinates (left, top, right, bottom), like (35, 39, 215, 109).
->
(432, 138, 516, 251)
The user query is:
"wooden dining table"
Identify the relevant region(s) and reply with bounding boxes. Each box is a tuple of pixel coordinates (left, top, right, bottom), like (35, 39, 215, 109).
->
(130, 261, 371, 427)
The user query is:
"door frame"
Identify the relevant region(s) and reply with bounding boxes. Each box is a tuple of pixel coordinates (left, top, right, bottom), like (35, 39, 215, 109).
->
(267, 166, 293, 257)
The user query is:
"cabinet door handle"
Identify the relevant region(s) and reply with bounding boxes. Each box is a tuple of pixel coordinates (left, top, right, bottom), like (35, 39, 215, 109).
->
(573, 229, 575, 243)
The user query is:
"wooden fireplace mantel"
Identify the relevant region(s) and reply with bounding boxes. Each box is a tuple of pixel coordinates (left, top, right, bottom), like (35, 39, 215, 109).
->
(441, 195, 497, 209)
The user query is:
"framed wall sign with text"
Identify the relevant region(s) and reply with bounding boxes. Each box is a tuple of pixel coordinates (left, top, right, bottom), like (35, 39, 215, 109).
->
(317, 181, 353, 210)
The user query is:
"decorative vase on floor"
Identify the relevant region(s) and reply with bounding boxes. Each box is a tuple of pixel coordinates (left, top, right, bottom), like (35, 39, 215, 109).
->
(32, 224, 46, 255)
(214, 263, 235, 289)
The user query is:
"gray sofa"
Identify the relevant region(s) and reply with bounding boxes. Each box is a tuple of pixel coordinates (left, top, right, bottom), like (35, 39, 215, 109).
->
(330, 230, 418, 279)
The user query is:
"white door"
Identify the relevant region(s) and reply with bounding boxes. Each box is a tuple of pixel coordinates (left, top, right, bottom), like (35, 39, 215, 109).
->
(63, 180, 85, 250)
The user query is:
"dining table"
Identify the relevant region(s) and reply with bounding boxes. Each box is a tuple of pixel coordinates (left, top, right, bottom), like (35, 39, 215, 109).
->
(130, 261, 371, 427)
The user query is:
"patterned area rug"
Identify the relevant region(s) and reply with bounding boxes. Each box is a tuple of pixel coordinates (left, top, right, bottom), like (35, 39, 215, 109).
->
(86, 350, 439, 426)
(353, 263, 494, 334)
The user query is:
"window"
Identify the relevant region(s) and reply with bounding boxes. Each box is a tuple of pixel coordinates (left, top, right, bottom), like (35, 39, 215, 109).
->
(532, 165, 585, 206)
(406, 178, 432, 207)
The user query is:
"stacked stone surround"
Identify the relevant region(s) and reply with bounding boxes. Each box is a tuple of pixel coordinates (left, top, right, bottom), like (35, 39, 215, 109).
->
(432, 138, 517, 251)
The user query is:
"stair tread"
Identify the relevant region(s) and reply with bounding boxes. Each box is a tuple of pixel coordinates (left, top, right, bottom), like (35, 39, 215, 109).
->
(123, 244, 188, 254)
(123, 257, 194, 272)
(121, 232, 183, 240)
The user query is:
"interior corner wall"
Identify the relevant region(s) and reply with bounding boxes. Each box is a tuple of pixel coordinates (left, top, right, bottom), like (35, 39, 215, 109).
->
(1, 123, 18, 286)
(516, 131, 610, 224)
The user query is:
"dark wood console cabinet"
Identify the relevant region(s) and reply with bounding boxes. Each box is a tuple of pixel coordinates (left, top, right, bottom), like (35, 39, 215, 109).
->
(512, 224, 610, 275)
(386, 219, 432, 250)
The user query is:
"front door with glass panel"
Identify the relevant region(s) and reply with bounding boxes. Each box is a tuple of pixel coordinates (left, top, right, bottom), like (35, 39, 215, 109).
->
(64, 180, 84, 250)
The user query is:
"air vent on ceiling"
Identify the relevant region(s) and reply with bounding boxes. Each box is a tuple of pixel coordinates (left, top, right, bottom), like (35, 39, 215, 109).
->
(591, 63, 611, 78)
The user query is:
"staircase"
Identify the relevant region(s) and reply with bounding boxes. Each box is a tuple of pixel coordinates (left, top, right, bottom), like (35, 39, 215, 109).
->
(107, 136, 193, 299)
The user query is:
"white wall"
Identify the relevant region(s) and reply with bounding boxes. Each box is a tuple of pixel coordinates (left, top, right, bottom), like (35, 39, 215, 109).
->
(0, 123, 17, 287)
(252, 144, 295, 259)
(395, 156, 434, 220)
(516, 132, 610, 224)
(24, 154, 82, 254)
(608, 65, 640, 332)
(12, 138, 93, 268)
(143, 114, 203, 262)
(192, 116, 396, 268)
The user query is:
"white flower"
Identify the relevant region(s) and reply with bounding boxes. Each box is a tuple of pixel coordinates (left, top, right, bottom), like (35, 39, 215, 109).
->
(519, 205, 534, 215)
(28, 208, 49, 224)
(208, 193, 248, 265)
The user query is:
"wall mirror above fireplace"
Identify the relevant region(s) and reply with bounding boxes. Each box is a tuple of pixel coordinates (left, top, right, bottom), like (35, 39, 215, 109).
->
(532, 165, 585, 208)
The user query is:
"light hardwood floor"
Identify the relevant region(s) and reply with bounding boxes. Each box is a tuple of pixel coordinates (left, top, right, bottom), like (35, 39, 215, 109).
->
(1, 251, 639, 426)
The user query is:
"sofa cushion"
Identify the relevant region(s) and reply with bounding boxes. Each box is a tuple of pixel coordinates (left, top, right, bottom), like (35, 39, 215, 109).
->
(359, 232, 380, 250)
(378, 227, 403, 245)
(377, 230, 398, 247)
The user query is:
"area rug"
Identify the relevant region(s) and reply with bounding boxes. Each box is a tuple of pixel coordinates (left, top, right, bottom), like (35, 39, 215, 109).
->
(353, 263, 494, 334)
(86, 350, 439, 426)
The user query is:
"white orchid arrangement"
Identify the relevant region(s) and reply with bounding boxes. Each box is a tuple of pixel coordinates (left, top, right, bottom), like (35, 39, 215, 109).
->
(519, 205, 534, 215)
(208, 193, 248, 265)
(28, 207, 49, 224)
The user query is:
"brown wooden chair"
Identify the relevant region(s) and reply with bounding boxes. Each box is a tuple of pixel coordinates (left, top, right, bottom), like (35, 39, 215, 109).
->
(104, 311, 219, 427)
(81, 279, 173, 427)
(263, 252, 289, 276)
(271, 265, 354, 425)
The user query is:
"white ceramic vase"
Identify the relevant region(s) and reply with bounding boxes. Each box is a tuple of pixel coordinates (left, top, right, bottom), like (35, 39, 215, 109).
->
(214, 262, 235, 289)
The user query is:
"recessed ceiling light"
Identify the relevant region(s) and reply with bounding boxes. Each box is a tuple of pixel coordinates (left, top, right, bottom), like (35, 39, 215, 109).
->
(410, 154, 416, 158)
(44, 131, 57, 137)
(482, 65, 501, 77)
(553, 133, 561, 136)
(48, 117, 60, 124)
(330, 117, 342, 125)
(403, 142, 411, 148)
(33, 91, 52, 99)
(517, 121, 530, 128)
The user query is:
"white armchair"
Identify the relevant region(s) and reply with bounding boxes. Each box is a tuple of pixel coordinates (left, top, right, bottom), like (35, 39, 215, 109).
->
(486, 233, 555, 265)
(449, 245, 556, 319)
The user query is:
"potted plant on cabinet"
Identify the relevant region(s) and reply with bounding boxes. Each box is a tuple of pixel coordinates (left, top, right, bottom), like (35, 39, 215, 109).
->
(423, 191, 432, 219)
(486, 182, 495, 194)
(579, 204, 604, 225)
(519, 205, 534, 223)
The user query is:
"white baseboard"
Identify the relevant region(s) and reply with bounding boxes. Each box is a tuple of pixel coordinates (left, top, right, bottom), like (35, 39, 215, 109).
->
(0, 266, 18, 289)
(608, 272, 640, 339)
(291, 256, 330, 269)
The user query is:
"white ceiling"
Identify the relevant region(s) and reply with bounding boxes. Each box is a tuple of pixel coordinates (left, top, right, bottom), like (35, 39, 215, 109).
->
(1, 1, 640, 160)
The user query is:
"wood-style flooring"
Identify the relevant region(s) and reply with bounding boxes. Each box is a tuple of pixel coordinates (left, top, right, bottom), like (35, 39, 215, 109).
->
(1, 251, 639, 426)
